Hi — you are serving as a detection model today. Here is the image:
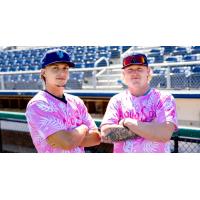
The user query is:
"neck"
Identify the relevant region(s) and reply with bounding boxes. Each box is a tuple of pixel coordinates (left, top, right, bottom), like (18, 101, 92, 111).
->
(45, 86, 64, 98)
(128, 85, 150, 97)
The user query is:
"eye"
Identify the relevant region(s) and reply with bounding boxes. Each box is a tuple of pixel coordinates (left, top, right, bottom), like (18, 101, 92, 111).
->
(53, 66, 59, 70)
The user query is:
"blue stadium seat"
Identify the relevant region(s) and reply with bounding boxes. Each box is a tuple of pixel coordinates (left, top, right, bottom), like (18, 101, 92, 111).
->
(0, 67, 10, 72)
(67, 72, 84, 89)
(98, 46, 109, 52)
(122, 46, 132, 53)
(191, 46, 200, 54)
(98, 51, 110, 58)
(165, 56, 180, 62)
(86, 46, 97, 54)
(192, 66, 200, 73)
(172, 47, 188, 56)
(183, 54, 198, 62)
(149, 48, 162, 56)
(110, 46, 121, 58)
(154, 55, 164, 63)
(161, 46, 176, 55)
(147, 57, 155, 64)
(18, 65, 28, 71)
(85, 61, 95, 68)
(27, 64, 39, 71)
(74, 62, 84, 68)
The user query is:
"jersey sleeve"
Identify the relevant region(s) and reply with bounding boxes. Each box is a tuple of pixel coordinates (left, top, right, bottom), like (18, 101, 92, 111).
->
(100, 96, 120, 127)
(26, 101, 66, 139)
(155, 93, 178, 130)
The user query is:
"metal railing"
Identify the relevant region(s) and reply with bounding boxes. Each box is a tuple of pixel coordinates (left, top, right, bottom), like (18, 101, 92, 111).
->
(0, 60, 200, 90)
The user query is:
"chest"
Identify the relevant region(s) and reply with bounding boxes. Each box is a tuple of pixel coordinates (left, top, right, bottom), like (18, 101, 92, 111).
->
(120, 98, 157, 122)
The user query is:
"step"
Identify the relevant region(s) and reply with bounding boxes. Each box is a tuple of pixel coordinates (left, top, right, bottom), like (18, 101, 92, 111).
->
(97, 79, 119, 83)
(82, 85, 123, 90)
(97, 74, 121, 80)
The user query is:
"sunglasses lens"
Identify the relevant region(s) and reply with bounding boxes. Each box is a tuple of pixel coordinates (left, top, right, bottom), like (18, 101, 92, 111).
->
(123, 55, 147, 68)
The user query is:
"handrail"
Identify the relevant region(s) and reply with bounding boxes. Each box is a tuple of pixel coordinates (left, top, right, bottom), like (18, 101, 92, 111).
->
(1, 60, 200, 90)
(92, 57, 109, 89)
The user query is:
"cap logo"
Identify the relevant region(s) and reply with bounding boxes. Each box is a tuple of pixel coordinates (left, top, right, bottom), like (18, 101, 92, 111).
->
(57, 51, 64, 58)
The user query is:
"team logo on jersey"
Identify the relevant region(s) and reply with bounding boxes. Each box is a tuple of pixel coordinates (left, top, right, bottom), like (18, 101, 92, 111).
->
(57, 51, 64, 59)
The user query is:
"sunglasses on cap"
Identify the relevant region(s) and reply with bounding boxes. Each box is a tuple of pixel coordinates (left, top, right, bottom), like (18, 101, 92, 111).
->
(122, 54, 148, 69)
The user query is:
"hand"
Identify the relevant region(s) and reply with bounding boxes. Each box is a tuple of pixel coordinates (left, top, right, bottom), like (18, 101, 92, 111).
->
(75, 124, 89, 135)
(89, 129, 101, 135)
(119, 118, 138, 129)
(101, 125, 138, 143)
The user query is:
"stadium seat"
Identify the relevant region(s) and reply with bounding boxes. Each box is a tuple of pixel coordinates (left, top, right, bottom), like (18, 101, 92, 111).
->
(122, 46, 132, 53)
(191, 66, 200, 73)
(164, 56, 181, 62)
(161, 46, 176, 55)
(172, 47, 188, 56)
(183, 54, 198, 62)
(147, 57, 155, 64)
(191, 46, 200, 54)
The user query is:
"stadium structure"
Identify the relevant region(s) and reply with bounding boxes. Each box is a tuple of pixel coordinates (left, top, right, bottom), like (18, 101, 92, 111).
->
(0, 46, 200, 152)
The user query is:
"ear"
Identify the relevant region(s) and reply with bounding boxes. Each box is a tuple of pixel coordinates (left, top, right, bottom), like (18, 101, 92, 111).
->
(147, 67, 152, 76)
(147, 67, 153, 82)
(41, 69, 46, 77)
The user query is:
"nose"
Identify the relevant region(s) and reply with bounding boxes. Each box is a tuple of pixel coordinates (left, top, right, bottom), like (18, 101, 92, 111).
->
(58, 68, 68, 75)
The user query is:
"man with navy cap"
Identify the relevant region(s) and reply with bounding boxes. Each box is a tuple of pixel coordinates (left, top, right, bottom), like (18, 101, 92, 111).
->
(26, 49, 100, 153)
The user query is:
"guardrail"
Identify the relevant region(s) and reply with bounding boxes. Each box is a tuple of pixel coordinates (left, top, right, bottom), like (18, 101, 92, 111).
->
(0, 111, 200, 153)
(0, 60, 200, 90)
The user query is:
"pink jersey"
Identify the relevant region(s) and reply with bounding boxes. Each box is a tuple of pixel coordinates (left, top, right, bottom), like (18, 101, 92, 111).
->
(26, 91, 97, 153)
(101, 88, 178, 153)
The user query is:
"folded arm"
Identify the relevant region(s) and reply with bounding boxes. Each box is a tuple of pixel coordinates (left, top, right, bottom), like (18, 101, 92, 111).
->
(100, 124, 138, 143)
(79, 129, 101, 147)
(47, 124, 88, 150)
(123, 118, 175, 142)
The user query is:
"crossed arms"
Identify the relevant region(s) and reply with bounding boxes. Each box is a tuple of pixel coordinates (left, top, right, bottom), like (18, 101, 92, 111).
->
(47, 118, 175, 150)
(47, 124, 101, 150)
(100, 118, 176, 143)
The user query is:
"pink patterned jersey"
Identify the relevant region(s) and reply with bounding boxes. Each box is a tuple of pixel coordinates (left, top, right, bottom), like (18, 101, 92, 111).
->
(101, 88, 178, 153)
(26, 91, 97, 153)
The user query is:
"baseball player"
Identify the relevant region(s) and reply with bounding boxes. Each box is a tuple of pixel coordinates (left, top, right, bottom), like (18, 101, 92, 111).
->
(100, 53, 178, 153)
(26, 49, 100, 153)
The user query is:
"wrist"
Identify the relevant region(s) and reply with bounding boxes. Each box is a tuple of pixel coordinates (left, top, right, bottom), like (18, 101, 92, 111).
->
(123, 119, 129, 130)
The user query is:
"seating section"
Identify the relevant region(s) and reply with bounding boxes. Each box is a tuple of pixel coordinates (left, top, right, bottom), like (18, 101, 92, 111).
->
(1, 46, 200, 89)
(0, 46, 126, 90)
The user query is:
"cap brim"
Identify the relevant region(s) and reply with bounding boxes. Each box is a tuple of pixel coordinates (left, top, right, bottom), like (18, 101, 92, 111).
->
(44, 61, 75, 68)
(122, 63, 148, 69)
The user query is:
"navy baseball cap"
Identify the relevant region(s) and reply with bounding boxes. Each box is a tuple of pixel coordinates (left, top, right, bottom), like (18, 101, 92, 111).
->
(41, 49, 75, 68)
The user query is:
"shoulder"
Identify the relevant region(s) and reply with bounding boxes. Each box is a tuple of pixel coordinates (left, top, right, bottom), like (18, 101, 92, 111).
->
(110, 90, 129, 101)
(64, 93, 84, 104)
(150, 88, 175, 100)
(27, 91, 49, 109)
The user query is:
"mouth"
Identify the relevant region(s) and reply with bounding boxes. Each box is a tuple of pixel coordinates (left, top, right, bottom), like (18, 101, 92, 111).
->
(131, 77, 140, 80)
(56, 78, 66, 81)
